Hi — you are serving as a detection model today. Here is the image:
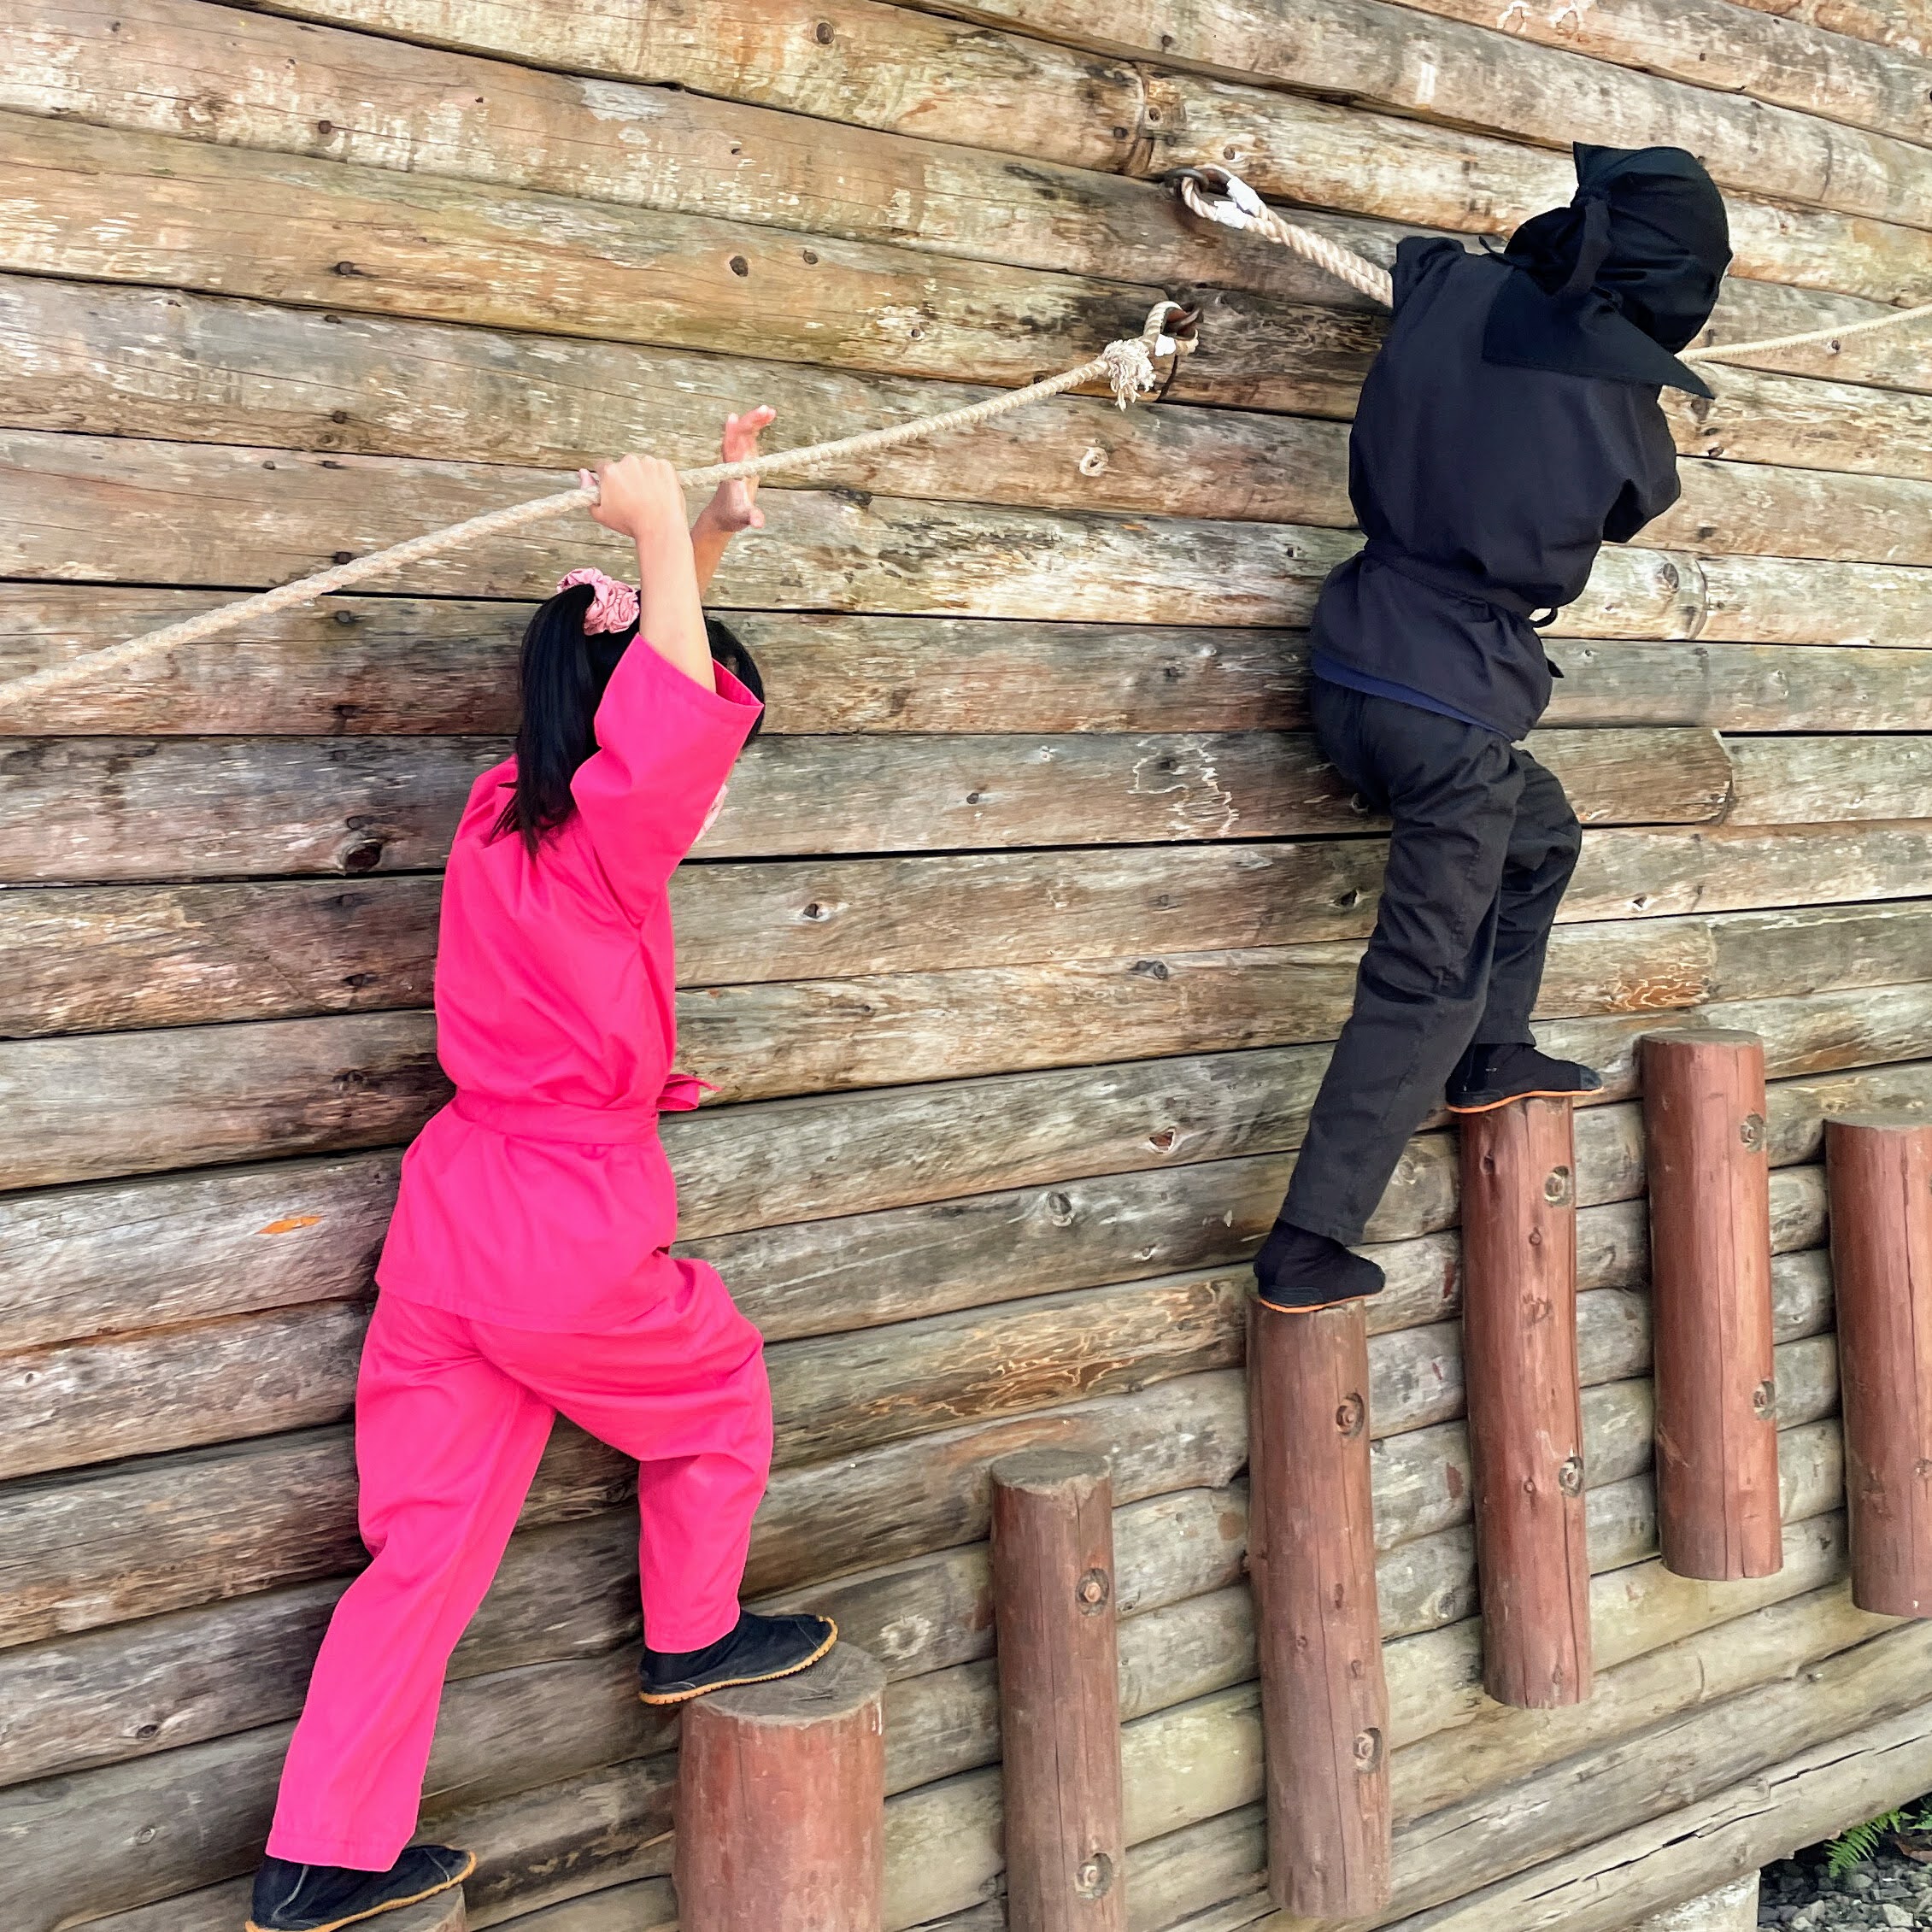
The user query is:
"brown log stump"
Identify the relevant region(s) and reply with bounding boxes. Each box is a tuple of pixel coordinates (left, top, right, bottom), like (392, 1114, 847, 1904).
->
(990, 1448, 1128, 1932)
(1247, 1299, 1392, 1918)
(675, 1641, 885, 1932)
(1827, 1113, 1932, 1618)
(1641, 1028, 1783, 1583)
(1459, 1095, 1593, 1708)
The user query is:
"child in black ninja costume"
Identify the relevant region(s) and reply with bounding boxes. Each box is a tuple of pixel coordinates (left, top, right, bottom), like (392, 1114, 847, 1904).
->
(1254, 144, 1733, 1312)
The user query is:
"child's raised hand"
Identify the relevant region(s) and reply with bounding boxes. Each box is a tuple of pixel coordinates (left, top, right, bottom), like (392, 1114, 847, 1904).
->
(703, 406, 775, 536)
(582, 455, 689, 554)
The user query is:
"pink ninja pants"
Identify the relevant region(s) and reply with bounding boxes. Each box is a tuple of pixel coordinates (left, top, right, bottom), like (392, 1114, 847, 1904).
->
(266, 1264, 772, 1870)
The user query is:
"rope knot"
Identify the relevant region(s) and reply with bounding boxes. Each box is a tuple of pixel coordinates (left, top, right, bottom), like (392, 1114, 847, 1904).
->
(1099, 300, 1197, 408)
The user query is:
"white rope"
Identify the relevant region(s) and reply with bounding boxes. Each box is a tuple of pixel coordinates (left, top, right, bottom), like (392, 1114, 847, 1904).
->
(1176, 165, 1932, 368)
(0, 301, 1195, 713)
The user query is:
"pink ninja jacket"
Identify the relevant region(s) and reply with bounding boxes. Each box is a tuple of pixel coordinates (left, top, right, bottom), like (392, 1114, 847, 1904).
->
(377, 634, 762, 1330)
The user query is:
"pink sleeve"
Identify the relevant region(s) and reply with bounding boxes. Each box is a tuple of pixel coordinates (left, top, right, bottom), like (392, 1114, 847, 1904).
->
(570, 640, 760, 911)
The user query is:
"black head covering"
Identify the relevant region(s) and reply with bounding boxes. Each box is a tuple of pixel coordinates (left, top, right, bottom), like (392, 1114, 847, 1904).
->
(1483, 144, 1731, 398)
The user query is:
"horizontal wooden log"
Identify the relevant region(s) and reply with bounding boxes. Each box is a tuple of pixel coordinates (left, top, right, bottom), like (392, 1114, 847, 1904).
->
(17, 590, 1932, 750)
(94, 0, 1932, 304)
(1728, 733, 1932, 824)
(0, 0, 1359, 308)
(0, 725, 1734, 888)
(1377, 1663, 1932, 1932)
(11, 819, 1932, 1052)
(940, 0, 1932, 272)
(0, 110, 1370, 414)
(5, 283, 1928, 590)
(1729, 0, 1929, 56)
(14, 427, 1932, 643)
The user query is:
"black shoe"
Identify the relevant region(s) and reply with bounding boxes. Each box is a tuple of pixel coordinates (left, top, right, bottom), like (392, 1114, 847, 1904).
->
(1447, 1042, 1603, 1114)
(246, 1847, 473, 1932)
(1253, 1217, 1385, 1312)
(638, 1610, 838, 1706)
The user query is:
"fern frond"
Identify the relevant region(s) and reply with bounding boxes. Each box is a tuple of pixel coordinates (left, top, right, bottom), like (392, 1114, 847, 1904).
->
(1826, 1809, 1907, 1875)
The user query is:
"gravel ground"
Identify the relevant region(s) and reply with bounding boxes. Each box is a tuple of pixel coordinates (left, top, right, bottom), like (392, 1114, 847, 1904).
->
(1759, 1847, 1932, 1929)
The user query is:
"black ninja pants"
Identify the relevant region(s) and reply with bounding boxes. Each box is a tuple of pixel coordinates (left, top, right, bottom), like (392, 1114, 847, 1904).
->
(1283, 681, 1583, 1246)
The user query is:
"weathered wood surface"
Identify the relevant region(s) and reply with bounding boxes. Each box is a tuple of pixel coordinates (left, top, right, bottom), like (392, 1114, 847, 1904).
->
(5, 972, 1923, 1205)
(676, 1644, 887, 1932)
(15, 596, 1932, 749)
(1731, 0, 1929, 56)
(77, 0, 1932, 291)
(1375, 1671, 1932, 1932)
(1459, 1098, 1592, 1708)
(1825, 1114, 1932, 1617)
(0, 725, 1740, 890)
(989, 1451, 1128, 1932)
(928, 0, 1932, 256)
(15, 430, 1932, 641)
(0, 0, 1363, 308)
(0, 1022, 1882, 1358)
(1248, 1305, 1390, 1916)
(7, 283, 1931, 566)
(15, 831, 1932, 1047)
(1643, 1031, 1784, 1582)
(0, 111, 1371, 415)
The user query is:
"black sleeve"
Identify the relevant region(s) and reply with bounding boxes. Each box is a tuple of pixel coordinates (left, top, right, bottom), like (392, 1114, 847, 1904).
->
(1601, 402, 1682, 543)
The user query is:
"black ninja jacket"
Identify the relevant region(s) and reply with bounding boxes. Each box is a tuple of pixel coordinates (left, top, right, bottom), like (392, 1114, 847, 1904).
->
(1309, 236, 1683, 742)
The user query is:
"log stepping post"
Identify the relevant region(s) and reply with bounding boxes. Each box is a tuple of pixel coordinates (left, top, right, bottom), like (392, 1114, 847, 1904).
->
(1247, 1300, 1392, 1917)
(385, 1893, 467, 1932)
(1826, 1113, 1932, 1618)
(1641, 1028, 1782, 1582)
(990, 1448, 1128, 1932)
(675, 1641, 885, 1932)
(1459, 1094, 1593, 1707)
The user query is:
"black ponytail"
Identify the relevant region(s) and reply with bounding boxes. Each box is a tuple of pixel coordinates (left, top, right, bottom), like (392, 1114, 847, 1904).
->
(493, 591, 765, 852)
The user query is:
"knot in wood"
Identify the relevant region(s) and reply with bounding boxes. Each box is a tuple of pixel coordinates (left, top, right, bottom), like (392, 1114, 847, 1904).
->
(1558, 1455, 1585, 1496)
(1752, 1377, 1779, 1420)
(1076, 1568, 1112, 1612)
(1334, 1392, 1366, 1438)
(1074, 1853, 1116, 1900)
(1739, 1112, 1766, 1151)
(1353, 1727, 1384, 1773)
(1542, 1165, 1574, 1206)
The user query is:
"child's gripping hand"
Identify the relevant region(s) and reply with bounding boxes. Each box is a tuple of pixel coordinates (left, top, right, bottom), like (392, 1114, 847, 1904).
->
(702, 406, 775, 536)
(582, 454, 690, 555)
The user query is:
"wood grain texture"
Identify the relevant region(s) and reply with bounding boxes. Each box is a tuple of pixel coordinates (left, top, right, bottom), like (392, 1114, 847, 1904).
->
(1824, 1114, 1932, 1616)
(989, 1451, 1128, 1932)
(1642, 1030, 1785, 1583)
(675, 1644, 886, 1932)
(1246, 1303, 1391, 1916)
(1458, 1098, 1592, 1708)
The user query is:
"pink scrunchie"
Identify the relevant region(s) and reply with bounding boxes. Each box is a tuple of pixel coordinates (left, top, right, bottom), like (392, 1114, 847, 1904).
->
(556, 567, 640, 637)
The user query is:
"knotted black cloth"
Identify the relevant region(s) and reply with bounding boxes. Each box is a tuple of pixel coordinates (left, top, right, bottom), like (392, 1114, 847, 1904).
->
(1484, 143, 1732, 399)
(1307, 145, 1730, 740)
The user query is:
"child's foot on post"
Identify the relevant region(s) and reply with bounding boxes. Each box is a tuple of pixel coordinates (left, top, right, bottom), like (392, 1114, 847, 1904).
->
(1446, 1041, 1603, 1114)
(1253, 1217, 1385, 1312)
(246, 1846, 474, 1932)
(638, 1610, 838, 1706)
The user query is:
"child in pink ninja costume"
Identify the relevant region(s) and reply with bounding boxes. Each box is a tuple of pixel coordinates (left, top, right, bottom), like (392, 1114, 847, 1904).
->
(249, 411, 834, 1932)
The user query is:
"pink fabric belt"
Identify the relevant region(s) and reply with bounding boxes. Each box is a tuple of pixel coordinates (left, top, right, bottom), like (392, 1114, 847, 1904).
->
(451, 1081, 709, 1145)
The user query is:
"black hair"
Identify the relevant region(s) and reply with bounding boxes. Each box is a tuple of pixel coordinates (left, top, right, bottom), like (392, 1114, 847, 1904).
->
(492, 588, 763, 853)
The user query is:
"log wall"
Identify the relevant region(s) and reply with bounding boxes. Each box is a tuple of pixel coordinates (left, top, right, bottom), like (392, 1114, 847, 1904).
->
(3, 0, 1930, 1926)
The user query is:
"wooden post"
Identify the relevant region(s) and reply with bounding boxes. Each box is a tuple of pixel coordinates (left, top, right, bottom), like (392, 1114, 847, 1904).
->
(1641, 1028, 1783, 1583)
(385, 1894, 467, 1932)
(1459, 1095, 1593, 1708)
(989, 1448, 1128, 1932)
(1247, 1301, 1392, 1918)
(1827, 1113, 1932, 1618)
(675, 1641, 885, 1932)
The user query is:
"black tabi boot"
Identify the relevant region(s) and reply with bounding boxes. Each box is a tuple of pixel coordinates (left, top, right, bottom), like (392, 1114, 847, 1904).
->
(638, 1609, 838, 1706)
(1252, 1217, 1386, 1313)
(246, 1847, 474, 1932)
(1446, 1041, 1603, 1114)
